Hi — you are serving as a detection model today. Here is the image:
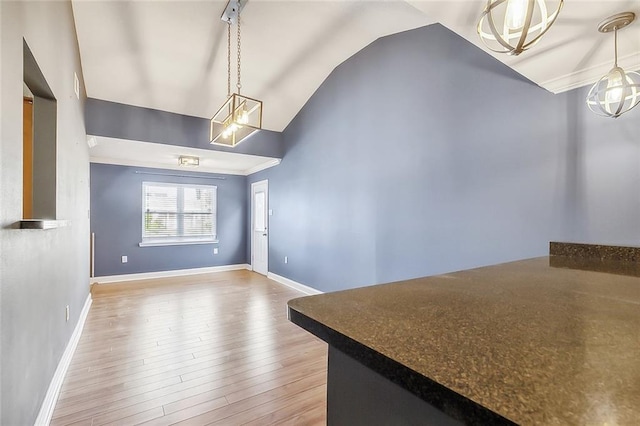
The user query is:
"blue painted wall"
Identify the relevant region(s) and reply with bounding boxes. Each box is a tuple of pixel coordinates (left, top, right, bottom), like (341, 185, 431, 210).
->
(248, 24, 640, 292)
(86, 98, 284, 158)
(91, 163, 247, 276)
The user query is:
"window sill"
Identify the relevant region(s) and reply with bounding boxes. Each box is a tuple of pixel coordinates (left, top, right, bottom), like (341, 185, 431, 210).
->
(139, 239, 219, 247)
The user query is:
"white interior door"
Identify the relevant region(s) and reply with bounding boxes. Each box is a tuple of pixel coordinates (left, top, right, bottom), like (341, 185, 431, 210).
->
(251, 180, 268, 276)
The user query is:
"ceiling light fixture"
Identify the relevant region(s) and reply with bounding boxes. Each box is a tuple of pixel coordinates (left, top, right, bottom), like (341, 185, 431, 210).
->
(586, 12, 640, 118)
(178, 155, 200, 167)
(477, 0, 563, 56)
(210, 0, 263, 148)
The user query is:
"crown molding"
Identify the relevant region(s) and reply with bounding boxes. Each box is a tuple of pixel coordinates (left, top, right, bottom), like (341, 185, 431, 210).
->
(542, 52, 640, 94)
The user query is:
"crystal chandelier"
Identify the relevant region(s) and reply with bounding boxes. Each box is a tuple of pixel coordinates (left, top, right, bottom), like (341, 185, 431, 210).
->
(477, 0, 563, 56)
(586, 12, 640, 118)
(210, 0, 263, 147)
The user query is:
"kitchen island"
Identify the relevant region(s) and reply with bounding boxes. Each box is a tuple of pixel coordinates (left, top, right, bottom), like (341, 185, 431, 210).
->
(287, 243, 640, 425)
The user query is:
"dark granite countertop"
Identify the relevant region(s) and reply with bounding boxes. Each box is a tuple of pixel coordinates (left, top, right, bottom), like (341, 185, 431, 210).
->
(288, 256, 640, 425)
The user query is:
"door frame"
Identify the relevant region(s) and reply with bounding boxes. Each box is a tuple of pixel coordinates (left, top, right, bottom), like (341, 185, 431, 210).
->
(250, 179, 269, 275)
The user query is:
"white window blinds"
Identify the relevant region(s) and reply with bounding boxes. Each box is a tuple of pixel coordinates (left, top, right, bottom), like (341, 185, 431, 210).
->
(142, 182, 217, 242)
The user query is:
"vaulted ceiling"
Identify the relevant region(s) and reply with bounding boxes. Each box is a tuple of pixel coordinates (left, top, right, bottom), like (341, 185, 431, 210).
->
(72, 0, 640, 133)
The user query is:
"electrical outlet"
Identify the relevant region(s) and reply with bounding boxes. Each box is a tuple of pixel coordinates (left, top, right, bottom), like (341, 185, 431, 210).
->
(121, 255, 128, 263)
(213, 248, 219, 255)
(284, 256, 288, 264)
(268, 209, 273, 216)
(65, 305, 70, 322)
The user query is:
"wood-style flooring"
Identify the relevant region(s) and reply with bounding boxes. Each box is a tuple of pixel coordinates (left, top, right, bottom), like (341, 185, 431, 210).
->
(50, 270, 327, 425)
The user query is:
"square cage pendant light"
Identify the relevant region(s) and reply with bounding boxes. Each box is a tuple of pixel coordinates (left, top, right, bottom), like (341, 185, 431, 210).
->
(210, 93, 262, 147)
(210, 0, 263, 148)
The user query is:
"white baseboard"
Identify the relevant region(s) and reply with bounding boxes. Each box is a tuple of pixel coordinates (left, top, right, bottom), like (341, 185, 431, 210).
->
(93, 264, 251, 284)
(267, 272, 323, 295)
(35, 293, 92, 426)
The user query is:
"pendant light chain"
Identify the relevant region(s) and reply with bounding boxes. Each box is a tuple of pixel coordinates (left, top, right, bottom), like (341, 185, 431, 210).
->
(236, 5, 242, 94)
(227, 19, 232, 97)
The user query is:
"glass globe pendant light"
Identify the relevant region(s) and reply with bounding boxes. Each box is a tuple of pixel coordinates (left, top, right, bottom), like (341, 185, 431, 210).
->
(477, 0, 564, 56)
(586, 12, 640, 118)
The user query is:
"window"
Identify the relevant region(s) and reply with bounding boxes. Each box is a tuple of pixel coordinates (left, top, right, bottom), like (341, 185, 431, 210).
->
(140, 182, 217, 246)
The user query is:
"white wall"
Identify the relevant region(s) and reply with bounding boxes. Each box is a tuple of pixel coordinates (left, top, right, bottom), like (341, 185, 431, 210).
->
(0, 2, 90, 424)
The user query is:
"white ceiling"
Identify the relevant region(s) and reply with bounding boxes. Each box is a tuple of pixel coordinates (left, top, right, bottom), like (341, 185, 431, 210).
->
(72, 0, 435, 132)
(72, 1, 640, 133)
(407, 1, 640, 94)
(89, 136, 281, 175)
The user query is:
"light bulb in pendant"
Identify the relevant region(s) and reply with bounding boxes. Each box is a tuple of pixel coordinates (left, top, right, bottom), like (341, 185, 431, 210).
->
(505, 0, 529, 30)
(605, 68, 624, 104)
(238, 110, 249, 125)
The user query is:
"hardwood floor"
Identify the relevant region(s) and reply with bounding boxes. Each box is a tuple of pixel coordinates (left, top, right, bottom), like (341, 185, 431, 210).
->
(50, 270, 327, 425)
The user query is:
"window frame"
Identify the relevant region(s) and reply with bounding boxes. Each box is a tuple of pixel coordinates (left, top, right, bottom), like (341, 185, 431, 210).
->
(139, 181, 218, 247)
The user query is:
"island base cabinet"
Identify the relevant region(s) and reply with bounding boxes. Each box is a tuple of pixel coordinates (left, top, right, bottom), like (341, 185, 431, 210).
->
(326, 347, 463, 426)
